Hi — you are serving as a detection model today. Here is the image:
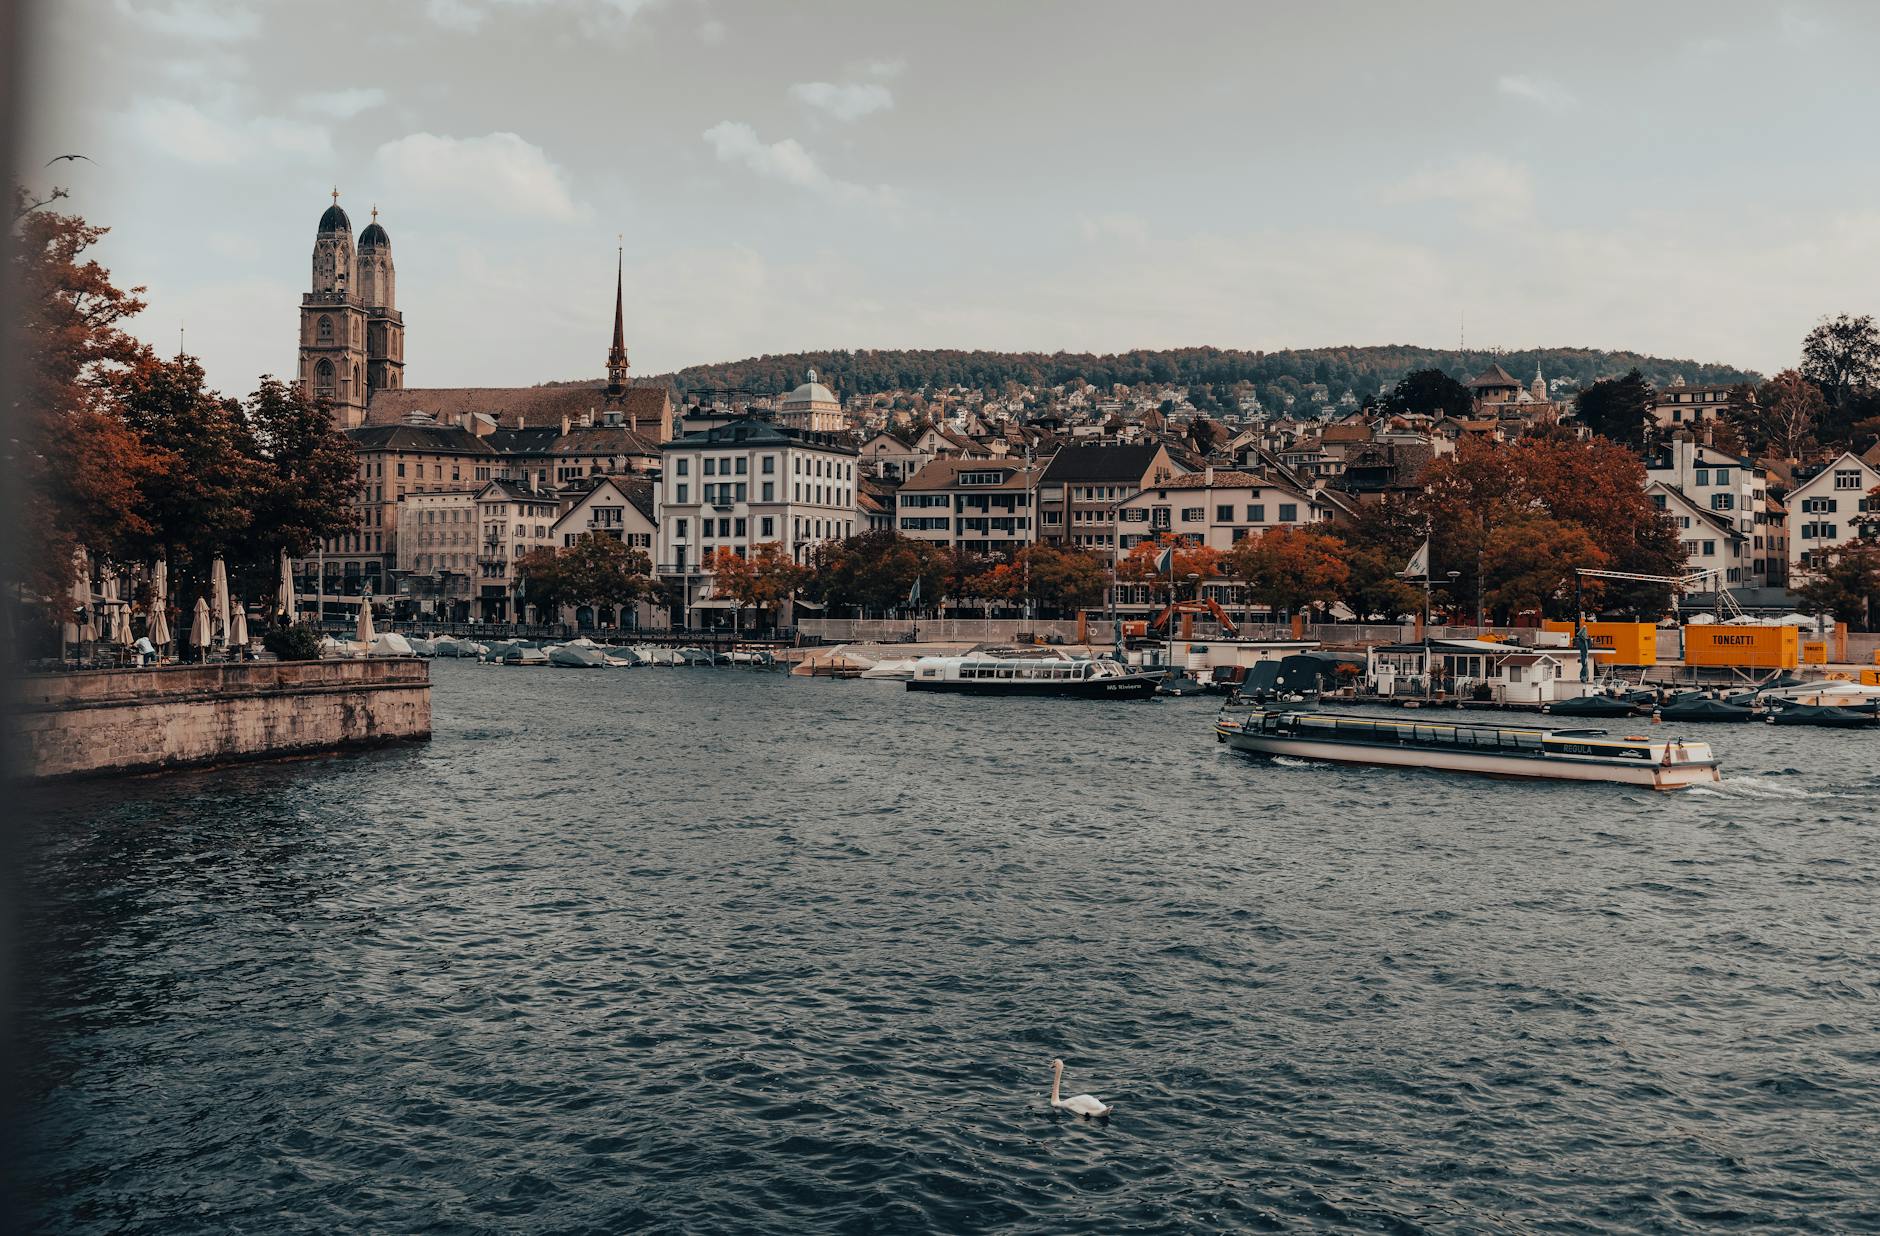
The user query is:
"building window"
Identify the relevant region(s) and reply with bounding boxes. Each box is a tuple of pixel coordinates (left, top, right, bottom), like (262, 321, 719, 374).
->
(1216, 505, 1233, 522)
(1836, 470, 1862, 490)
(762, 455, 776, 474)
(734, 457, 748, 475)
(1247, 504, 1265, 522)
(317, 315, 333, 341)
(315, 358, 335, 397)
(675, 519, 688, 539)
(676, 458, 689, 476)
(675, 484, 688, 503)
(762, 481, 775, 502)
(1279, 503, 1298, 522)
(1181, 507, 1205, 522)
(760, 516, 774, 538)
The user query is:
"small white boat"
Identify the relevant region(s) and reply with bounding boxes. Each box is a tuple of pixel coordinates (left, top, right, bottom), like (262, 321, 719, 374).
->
(1216, 705, 1720, 790)
(859, 657, 920, 680)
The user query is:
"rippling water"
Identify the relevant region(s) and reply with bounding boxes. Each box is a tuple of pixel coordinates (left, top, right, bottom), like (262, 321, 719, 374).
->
(20, 662, 1880, 1232)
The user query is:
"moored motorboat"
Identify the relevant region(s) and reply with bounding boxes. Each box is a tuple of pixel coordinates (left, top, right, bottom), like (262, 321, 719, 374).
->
(1766, 702, 1880, 728)
(1542, 695, 1644, 717)
(1216, 705, 1721, 790)
(906, 646, 1161, 699)
(500, 645, 549, 666)
(547, 644, 610, 668)
(1656, 695, 1759, 722)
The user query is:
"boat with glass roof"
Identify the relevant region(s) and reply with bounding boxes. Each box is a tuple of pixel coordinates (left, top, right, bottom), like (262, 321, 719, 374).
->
(1215, 704, 1721, 790)
(906, 646, 1162, 699)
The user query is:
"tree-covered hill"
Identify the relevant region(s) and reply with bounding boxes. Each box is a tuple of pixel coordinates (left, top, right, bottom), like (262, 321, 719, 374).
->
(637, 345, 1759, 404)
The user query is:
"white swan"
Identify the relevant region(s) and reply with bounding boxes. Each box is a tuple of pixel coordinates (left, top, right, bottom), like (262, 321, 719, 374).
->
(1049, 1058, 1113, 1117)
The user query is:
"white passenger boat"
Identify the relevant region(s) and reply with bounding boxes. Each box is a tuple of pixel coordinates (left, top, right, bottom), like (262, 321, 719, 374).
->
(1216, 705, 1721, 790)
(907, 647, 1162, 699)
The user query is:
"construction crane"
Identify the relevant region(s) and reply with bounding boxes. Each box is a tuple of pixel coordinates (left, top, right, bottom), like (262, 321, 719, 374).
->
(1147, 596, 1241, 639)
(1570, 566, 1738, 682)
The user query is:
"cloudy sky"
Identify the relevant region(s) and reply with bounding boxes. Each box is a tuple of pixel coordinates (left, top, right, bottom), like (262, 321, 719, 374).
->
(20, 0, 1880, 394)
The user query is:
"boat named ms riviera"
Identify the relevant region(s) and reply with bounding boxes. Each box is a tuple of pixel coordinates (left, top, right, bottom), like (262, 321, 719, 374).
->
(907, 647, 1162, 699)
(1216, 705, 1721, 790)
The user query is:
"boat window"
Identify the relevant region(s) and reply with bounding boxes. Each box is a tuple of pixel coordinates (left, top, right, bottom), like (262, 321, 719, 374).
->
(997, 667, 1015, 679)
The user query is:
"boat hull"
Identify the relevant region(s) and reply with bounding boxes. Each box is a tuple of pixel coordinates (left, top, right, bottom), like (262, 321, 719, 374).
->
(908, 676, 1160, 699)
(1218, 730, 1720, 790)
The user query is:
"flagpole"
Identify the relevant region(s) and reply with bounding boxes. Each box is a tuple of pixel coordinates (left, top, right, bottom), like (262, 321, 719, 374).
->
(1166, 537, 1175, 676)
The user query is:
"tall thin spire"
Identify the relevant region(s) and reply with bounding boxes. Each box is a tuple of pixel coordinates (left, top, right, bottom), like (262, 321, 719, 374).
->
(606, 240, 628, 394)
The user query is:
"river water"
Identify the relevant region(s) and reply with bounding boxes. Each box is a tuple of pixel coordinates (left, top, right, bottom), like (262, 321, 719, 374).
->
(19, 662, 1880, 1232)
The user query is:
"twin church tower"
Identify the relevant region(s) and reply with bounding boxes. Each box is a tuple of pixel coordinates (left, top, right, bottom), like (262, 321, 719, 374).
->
(296, 191, 403, 429)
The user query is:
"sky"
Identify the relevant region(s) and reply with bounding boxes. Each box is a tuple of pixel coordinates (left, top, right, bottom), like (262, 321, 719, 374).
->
(19, 0, 1880, 395)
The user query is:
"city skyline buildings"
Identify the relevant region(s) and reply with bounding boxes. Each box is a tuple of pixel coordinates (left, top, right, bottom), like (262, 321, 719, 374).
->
(22, 1, 1880, 396)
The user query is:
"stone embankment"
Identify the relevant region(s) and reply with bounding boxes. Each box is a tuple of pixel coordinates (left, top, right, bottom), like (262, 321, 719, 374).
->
(10, 658, 431, 780)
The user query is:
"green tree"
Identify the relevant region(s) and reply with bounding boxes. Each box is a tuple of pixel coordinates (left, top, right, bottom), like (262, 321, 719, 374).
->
(1796, 544, 1880, 630)
(1574, 369, 1653, 447)
(1799, 313, 1880, 413)
(244, 376, 358, 559)
(1016, 544, 1107, 614)
(1384, 368, 1473, 418)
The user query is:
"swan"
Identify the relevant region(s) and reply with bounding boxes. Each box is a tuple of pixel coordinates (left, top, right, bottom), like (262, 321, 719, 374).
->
(1049, 1058, 1113, 1118)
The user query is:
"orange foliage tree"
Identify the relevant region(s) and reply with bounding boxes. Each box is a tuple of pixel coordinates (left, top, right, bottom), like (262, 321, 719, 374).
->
(8, 190, 166, 598)
(1117, 534, 1222, 603)
(1222, 526, 1350, 617)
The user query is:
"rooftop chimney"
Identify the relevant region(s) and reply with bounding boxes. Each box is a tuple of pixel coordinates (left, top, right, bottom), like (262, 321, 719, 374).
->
(561, 412, 571, 437)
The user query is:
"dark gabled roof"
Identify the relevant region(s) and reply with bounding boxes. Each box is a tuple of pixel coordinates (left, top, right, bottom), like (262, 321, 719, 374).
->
(663, 417, 858, 454)
(476, 479, 545, 503)
(483, 426, 564, 455)
(1038, 442, 1166, 483)
(1468, 364, 1521, 388)
(346, 423, 498, 455)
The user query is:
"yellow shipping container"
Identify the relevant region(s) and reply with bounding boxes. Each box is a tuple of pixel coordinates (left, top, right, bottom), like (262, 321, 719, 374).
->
(1802, 640, 1828, 665)
(1860, 668, 1880, 686)
(1542, 620, 1658, 666)
(1682, 625, 1800, 670)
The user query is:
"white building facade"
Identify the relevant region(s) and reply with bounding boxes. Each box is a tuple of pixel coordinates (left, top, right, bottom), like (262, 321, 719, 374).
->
(1787, 451, 1880, 577)
(655, 418, 860, 613)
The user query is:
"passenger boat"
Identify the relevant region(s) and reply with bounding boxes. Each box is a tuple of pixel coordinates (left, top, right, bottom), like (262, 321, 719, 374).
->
(907, 647, 1162, 698)
(1215, 705, 1721, 790)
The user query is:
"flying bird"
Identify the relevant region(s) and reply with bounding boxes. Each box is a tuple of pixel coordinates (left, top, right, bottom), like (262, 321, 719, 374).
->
(44, 154, 93, 166)
(1048, 1059, 1113, 1118)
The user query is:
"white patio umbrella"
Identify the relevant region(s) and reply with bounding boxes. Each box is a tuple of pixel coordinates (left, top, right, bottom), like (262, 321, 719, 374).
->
(71, 550, 94, 647)
(190, 596, 212, 660)
(231, 599, 249, 650)
(278, 549, 296, 623)
(108, 573, 134, 644)
(148, 559, 171, 649)
(356, 591, 376, 643)
(210, 556, 231, 645)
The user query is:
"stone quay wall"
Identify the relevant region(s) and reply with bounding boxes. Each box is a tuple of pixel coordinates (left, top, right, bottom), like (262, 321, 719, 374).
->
(10, 658, 431, 780)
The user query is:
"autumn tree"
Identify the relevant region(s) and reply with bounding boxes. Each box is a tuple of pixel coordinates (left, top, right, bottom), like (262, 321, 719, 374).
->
(805, 531, 948, 613)
(1482, 516, 1609, 620)
(7, 191, 166, 598)
(1221, 527, 1349, 617)
(1574, 369, 1654, 447)
(1117, 535, 1221, 604)
(1015, 544, 1107, 613)
(707, 542, 804, 627)
(560, 533, 654, 612)
(1744, 370, 1825, 459)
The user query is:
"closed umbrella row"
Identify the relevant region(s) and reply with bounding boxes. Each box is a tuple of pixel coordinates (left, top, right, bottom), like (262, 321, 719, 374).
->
(56, 550, 312, 665)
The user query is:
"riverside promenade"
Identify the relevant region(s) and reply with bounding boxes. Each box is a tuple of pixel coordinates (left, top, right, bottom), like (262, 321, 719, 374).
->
(10, 658, 431, 780)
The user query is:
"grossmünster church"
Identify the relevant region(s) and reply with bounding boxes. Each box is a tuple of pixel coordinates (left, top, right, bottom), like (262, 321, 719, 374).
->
(295, 193, 672, 615)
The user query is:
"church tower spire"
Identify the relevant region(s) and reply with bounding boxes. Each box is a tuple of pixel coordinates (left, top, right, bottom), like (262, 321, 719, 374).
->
(606, 243, 629, 396)
(298, 191, 369, 429)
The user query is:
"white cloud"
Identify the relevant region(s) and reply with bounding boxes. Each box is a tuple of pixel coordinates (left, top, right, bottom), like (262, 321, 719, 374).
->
(373, 131, 585, 220)
(423, 0, 660, 33)
(788, 81, 894, 123)
(697, 17, 726, 44)
(123, 97, 330, 165)
(112, 0, 262, 42)
(863, 58, 906, 78)
(299, 87, 388, 119)
(702, 121, 897, 207)
(1496, 74, 1577, 114)
(1078, 213, 1148, 244)
(1383, 155, 1536, 228)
